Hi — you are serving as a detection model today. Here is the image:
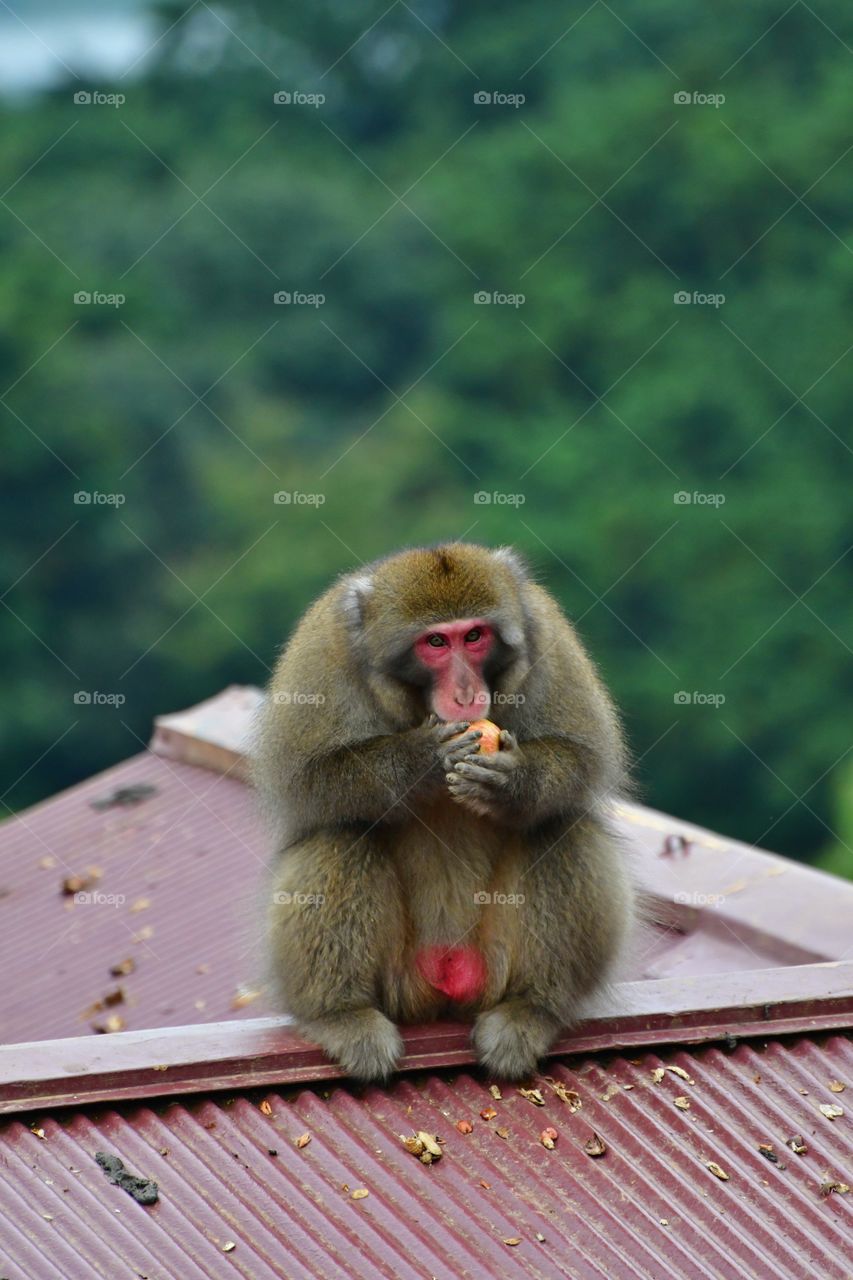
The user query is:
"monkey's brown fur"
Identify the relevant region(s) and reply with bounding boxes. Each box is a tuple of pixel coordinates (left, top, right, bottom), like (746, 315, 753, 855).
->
(254, 543, 634, 1081)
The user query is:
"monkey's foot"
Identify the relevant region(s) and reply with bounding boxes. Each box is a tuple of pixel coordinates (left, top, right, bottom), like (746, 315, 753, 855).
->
(472, 1000, 561, 1080)
(302, 1008, 403, 1083)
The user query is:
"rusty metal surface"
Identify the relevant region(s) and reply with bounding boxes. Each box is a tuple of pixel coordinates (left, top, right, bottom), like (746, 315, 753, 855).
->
(2, 1033, 850, 1280)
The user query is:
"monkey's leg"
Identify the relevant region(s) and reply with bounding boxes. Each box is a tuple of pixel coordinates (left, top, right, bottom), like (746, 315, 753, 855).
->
(473, 817, 633, 1079)
(472, 998, 562, 1080)
(268, 827, 406, 1082)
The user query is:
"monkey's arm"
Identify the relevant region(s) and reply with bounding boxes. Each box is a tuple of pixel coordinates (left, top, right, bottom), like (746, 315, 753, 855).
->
(447, 731, 614, 826)
(288, 720, 481, 830)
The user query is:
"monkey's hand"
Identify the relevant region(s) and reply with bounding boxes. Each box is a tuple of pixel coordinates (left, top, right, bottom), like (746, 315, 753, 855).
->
(423, 714, 485, 773)
(445, 729, 522, 819)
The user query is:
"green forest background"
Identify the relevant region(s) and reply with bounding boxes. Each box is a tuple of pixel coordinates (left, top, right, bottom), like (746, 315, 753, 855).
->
(1, 1, 851, 875)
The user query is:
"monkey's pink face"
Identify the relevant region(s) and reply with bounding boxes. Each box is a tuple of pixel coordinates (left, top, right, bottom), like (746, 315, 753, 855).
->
(414, 618, 494, 721)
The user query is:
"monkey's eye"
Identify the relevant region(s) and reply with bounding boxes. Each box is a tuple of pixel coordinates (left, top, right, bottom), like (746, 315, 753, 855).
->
(464, 628, 482, 643)
(426, 633, 447, 647)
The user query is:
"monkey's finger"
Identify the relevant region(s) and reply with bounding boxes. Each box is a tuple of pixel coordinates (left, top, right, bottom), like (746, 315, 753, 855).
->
(446, 767, 493, 792)
(424, 714, 467, 737)
(498, 729, 519, 751)
(434, 721, 476, 744)
(453, 760, 511, 786)
(446, 777, 497, 814)
(442, 737, 482, 763)
(447, 776, 486, 799)
(435, 732, 481, 747)
(446, 768, 488, 784)
(443, 754, 481, 776)
(456, 755, 515, 777)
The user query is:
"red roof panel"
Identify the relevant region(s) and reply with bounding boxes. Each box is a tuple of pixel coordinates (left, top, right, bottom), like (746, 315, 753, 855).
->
(2, 1034, 850, 1279)
(0, 750, 268, 1044)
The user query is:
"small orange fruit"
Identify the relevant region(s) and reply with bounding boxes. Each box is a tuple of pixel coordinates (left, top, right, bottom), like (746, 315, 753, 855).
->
(459, 718, 501, 754)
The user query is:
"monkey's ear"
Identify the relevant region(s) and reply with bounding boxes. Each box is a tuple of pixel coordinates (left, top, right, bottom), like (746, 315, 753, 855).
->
(492, 545, 531, 582)
(340, 570, 375, 632)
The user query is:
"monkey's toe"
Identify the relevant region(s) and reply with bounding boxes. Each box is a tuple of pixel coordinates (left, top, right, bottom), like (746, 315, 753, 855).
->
(304, 1008, 403, 1083)
(472, 1001, 561, 1080)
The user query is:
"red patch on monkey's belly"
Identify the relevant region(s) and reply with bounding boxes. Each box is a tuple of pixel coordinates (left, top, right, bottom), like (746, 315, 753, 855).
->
(416, 946, 487, 1002)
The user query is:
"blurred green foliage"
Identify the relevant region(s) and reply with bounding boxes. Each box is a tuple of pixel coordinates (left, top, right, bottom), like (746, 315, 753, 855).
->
(1, 0, 850, 872)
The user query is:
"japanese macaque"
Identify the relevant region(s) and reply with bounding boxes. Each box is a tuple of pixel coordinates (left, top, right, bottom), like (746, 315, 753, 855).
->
(254, 543, 634, 1081)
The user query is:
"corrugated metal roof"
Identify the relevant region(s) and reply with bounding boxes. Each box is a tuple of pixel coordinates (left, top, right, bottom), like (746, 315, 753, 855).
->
(3, 1033, 850, 1279)
(0, 750, 269, 1044)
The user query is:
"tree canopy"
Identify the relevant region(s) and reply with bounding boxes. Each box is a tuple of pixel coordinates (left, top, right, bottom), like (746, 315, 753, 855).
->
(1, 0, 851, 872)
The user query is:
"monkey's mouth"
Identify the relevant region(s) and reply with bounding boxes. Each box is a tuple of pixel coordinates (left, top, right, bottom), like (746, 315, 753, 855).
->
(415, 945, 487, 1002)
